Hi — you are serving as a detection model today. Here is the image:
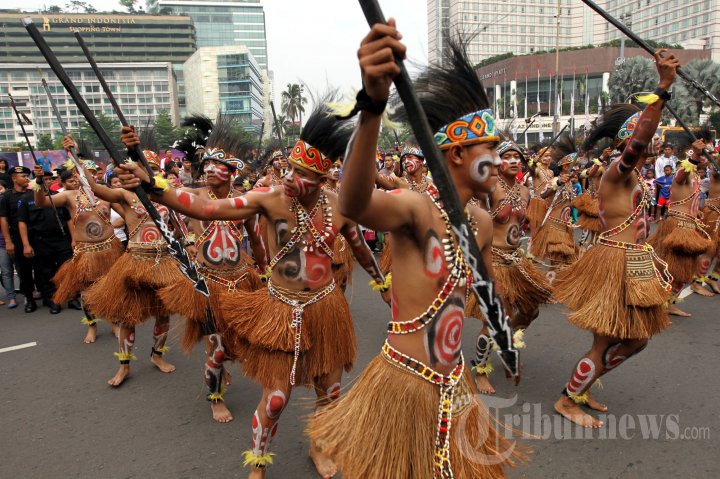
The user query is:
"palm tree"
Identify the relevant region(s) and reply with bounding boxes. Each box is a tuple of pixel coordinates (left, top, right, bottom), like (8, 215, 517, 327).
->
(281, 83, 307, 133)
(672, 59, 720, 125)
(608, 57, 658, 104)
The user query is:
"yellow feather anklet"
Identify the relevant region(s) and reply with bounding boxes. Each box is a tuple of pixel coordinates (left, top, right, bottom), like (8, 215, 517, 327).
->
(513, 329, 527, 349)
(242, 450, 274, 468)
(472, 362, 493, 375)
(114, 352, 137, 362)
(80, 317, 97, 326)
(566, 391, 589, 405)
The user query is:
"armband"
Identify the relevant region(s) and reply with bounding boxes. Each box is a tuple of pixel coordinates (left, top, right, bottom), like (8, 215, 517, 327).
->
(369, 272, 392, 293)
(592, 158, 602, 166)
(333, 88, 387, 119)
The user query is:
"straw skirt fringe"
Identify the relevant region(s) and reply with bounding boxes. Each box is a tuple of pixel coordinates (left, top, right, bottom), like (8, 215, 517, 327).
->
(52, 239, 123, 304)
(648, 216, 713, 283)
(307, 355, 521, 479)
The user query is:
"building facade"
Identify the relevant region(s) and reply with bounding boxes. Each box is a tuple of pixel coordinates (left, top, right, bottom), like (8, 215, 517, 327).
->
(0, 63, 178, 147)
(428, 0, 720, 65)
(183, 45, 264, 135)
(156, 0, 268, 70)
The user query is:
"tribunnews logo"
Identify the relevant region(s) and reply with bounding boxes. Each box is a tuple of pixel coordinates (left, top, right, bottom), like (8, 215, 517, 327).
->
(482, 394, 711, 441)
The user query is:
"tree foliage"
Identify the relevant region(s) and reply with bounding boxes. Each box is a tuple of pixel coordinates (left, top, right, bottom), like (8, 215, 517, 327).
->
(671, 59, 720, 125)
(153, 110, 179, 150)
(36, 134, 54, 151)
(77, 112, 122, 154)
(608, 57, 658, 104)
(280, 83, 307, 128)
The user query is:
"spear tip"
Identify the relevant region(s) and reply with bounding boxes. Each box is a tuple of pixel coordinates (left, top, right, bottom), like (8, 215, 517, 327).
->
(21, 16, 33, 26)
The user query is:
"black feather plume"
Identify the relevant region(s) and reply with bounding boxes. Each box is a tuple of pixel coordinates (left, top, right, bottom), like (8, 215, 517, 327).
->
(582, 103, 640, 151)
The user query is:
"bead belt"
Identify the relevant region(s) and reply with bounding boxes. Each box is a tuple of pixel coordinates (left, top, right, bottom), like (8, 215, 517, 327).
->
(73, 235, 116, 256)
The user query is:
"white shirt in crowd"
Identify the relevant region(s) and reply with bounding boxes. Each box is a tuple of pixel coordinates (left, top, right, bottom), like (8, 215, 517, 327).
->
(110, 208, 127, 242)
(655, 154, 677, 179)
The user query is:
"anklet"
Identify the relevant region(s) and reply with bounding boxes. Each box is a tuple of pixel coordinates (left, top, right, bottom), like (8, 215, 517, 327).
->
(242, 450, 274, 468)
(114, 352, 137, 363)
(151, 346, 170, 357)
(80, 317, 97, 326)
(562, 388, 589, 405)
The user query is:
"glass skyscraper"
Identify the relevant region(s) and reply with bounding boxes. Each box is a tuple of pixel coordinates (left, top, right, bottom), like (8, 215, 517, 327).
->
(156, 0, 268, 70)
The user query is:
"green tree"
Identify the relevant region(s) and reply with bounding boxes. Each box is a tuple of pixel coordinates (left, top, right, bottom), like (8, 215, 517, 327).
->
(709, 111, 720, 135)
(65, 1, 87, 13)
(84, 5, 97, 13)
(153, 110, 178, 149)
(608, 57, 658, 104)
(36, 134, 54, 151)
(280, 84, 307, 137)
(78, 112, 122, 153)
(119, 0, 138, 13)
(46, 5, 62, 13)
(672, 59, 720, 126)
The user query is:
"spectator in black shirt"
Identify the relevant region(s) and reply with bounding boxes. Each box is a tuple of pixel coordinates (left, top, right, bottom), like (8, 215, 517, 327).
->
(0, 166, 37, 312)
(0, 159, 11, 189)
(18, 169, 72, 314)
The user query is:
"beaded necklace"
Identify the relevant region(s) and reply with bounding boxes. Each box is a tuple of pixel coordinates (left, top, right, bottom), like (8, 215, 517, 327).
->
(269, 194, 334, 271)
(408, 174, 430, 193)
(195, 188, 245, 249)
(74, 189, 111, 226)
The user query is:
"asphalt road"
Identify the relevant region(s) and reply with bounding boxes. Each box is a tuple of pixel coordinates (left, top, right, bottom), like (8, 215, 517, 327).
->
(1, 267, 719, 479)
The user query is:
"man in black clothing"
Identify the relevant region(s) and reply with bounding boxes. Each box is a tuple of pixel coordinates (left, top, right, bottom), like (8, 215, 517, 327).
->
(0, 166, 37, 312)
(18, 169, 72, 314)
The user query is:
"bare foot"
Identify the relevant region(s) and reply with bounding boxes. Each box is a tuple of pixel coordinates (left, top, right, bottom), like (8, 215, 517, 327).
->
(691, 283, 714, 297)
(474, 373, 496, 395)
(668, 304, 692, 317)
(83, 324, 97, 344)
(108, 364, 130, 387)
(210, 401, 233, 423)
(112, 323, 119, 338)
(310, 441, 337, 478)
(554, 396, 603, 429)
(248, 467, 265, 479)
(584, 392, 608, 412)
(707, 279, 720, 294)
(150, 354, 176, 373)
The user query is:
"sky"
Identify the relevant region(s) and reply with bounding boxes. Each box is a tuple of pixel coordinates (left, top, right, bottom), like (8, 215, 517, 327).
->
(6, 0, 429, 111)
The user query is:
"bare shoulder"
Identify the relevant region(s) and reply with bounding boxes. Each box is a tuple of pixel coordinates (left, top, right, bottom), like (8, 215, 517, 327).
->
(467, 203, 492, 230)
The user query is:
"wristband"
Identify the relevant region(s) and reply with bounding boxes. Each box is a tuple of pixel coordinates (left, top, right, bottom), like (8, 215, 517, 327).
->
(653, 87, 672, 101)
(334, 87, 387, 119)
(369, 272, 392, 293)
(592, 158, 602, 166)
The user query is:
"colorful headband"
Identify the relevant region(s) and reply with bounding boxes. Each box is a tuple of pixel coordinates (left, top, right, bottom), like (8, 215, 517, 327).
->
(615, 112, 640, 147)
(82, 159, 98, 171)
(289, 140, 331, 175)
(400, 146, 424, 159)
(201, 147, 242, 172)
(560, 153, 577, 166)
(143, 150, 160, 168)
(433, 109, 499, 150)
(271, 150, 285, 159)
(497, 140, 526, 161)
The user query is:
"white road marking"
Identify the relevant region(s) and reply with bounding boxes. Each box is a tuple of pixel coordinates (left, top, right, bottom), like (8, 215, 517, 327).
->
(0, 342, 38, 354)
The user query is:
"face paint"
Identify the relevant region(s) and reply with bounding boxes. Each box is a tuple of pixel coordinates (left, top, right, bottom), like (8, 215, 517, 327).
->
(205, 161, 230, 182)
(329, 165, 341, 181)
(470, 152, 500, 185)
(283, 166, 320, 197)
(403, 155, 422, 173)
(500, 152, 521, 173)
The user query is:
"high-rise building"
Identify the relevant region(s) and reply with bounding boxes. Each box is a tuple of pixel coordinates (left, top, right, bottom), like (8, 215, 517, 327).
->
(156, 0, 268, 70)
(428, 0, 720, 65)
(0, 13, 194, 147)
(183, 45, 264, 135)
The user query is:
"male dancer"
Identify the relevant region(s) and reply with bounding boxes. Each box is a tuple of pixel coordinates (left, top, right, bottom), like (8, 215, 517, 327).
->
(553, 52, 679, 428)
(526, 145, 555, 239)
(323, 158, 354, 291)
(255, 150, 287, 187)
(308, 29, 518, 478)
(472, 140, 553, 394)
(530, 135, 579, 273)
(117, 101, 388, 478)
(33, 141, 123, 341)
(649, 136, 713, 316)
(81, 150, 184, 386)
(375, 145, 428, 192)
(147, 116, 266, 423)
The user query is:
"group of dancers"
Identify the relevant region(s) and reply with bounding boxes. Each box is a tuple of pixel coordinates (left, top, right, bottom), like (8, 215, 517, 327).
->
(28, 19, 720, 479)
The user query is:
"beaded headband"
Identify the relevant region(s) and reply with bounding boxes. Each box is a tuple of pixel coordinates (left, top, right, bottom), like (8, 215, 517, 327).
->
(497, 140, 525, 161)
(201, 147, 243, 172)
(400, 145, 424, 159)
(143, 150, 160, 168)
(615, 112, 640, 147)
(289, 140, 331, 175)
(433, 109, 499, 150)
(560, 153, 577, 166)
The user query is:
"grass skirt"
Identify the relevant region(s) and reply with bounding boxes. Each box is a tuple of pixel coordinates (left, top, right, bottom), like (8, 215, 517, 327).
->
(84, 246, 185, 325)
(52, 238, 123, 304)
(529, 218, 578, 264)
(222, 285, 355, 390)
(554, 244, 670, 339)
(158, 259, 262, 357)
(492, 249, 553, 317)
(572, 192, 602, 232)
(332, 236, 354, 286)
(307, 355, 520, 478)
(648, 215, 713, 284)
(526, 197, 548, 235)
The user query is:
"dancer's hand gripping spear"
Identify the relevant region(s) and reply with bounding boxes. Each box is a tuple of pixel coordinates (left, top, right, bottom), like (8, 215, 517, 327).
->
(356, 0, 519, 378)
